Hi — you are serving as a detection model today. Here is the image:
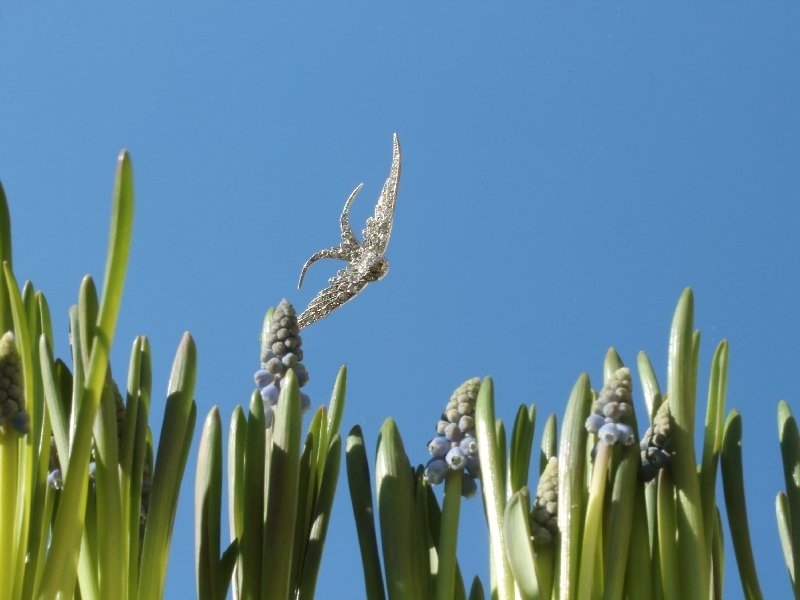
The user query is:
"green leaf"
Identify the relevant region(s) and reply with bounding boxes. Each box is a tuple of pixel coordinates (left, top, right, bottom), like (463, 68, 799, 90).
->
(503, 488, 539, 600)
(557, 372, 591, 600)
(376, 418, 431, 600)
(475, 377, 514, 600)
(196, 407, 223, 600)
(238, 393, 266, 599)
(0, 182, 12, 268)
(298, 433, 341, 599)
(700, 340, 729, 553)
(667, 288, 707, 600)
(720, 410, 763, 599)
(509, 404, 535, 495)
(139, 333, 198, 600)
(435, 470, 463, 600)
(778, 400, 800, 598)
(263, 369, 303, 599)
(539, 413, 557, 475)
(346, 426, 386, 600)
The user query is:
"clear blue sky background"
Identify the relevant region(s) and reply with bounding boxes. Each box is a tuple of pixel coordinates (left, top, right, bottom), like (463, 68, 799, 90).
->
(2, 5, 799, 599)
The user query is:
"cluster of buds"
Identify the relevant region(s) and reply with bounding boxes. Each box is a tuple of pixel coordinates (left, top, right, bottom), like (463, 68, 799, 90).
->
(0, 331, 29, 435)
(639, 399, 672, 482)
(585, 367, 636, 447)
(530, 456, 559, 545)
(253, 300, 311, 427)
(423, 377, 481, 498)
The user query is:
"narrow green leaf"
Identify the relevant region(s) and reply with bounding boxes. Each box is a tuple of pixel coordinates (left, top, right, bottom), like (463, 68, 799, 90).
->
(326, 365, 347, 444)
(346, 426, 385, 600)
(656, 470, 679, 600)
(700, 340, 728, 554)
(376, 418, 430, 600)
(468, 576, 486, 600)
(0, 182, 12, 267)
(509, 404, 535, 495)
(263, 369, 303, 599)
(298, 434, 342, 599)
(667, 288, 707, 600)
(503, 488, 538, 600)
(435, 470, 463, 600)
(603, 439, 641, 600)
(776, 492, 795, 589)
(623, 481, 653, 599)
(557, 372, 591, 600)
(475, 377, 514, 600)
(139, 333, 198, 600)
(778, 400, 800, 598)
(196, 407, 223, 600)
(92, 371, 125, 599)
(539, 413, 557, 475)
(720, 410, 763, 599)
(238, 393, 265, 599)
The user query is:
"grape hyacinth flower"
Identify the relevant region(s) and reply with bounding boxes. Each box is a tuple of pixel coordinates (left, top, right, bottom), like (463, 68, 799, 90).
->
(639, 398, 672, 482)
(530, 456, 559, 546)
(253, 300, 311, 427)
(584, 366, 636, 448)
(424, 377, 481, 498)
(0, 331, 29, 435)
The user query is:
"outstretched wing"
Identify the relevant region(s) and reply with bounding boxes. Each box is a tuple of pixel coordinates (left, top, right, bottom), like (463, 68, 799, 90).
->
(362, 133, 401, 256)
(297, 182, 365, 289)
(297, 263, 371, 329)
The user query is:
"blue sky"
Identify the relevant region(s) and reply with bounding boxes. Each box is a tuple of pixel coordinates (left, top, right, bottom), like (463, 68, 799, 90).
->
(2, 5, 799, 598)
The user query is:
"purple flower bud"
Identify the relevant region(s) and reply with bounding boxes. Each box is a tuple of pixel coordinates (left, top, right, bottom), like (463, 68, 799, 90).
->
(461, 474, 478, 498)
(598, 422, 619, 445)
(446, 446, 467, 470)
(459, 435, 478, 456)
(254, 369, 272, 389)
(428, 436, 451, 458)
(48, 469, 63, 490)
(260, 382, 280, 405)
(424, 458, 448, 484)
(585, 413, 605, 433)
(615, 423, 635, 445)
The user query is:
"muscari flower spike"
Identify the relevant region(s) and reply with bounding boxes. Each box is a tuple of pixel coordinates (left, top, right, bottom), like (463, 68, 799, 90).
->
(530, 456, 559, 546)
(423, 377, 481, 498)
(253, 299, 311, 428)
(639, 398, 672, 482)
(585, 366, 636, 448)
(0, 331, 29, 436)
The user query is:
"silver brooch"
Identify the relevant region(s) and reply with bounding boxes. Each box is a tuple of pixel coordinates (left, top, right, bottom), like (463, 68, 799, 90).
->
(297, 133, 402, 329)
